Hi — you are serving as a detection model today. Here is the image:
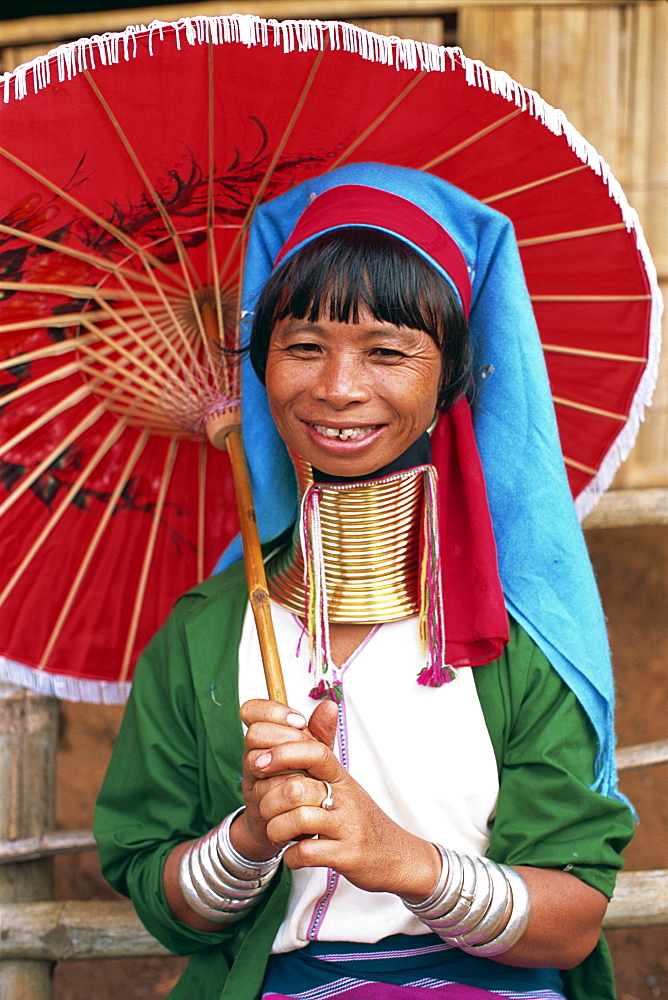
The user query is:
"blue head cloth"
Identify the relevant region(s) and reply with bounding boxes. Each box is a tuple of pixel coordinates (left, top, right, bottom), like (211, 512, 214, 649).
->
(216, 163, 620, 799)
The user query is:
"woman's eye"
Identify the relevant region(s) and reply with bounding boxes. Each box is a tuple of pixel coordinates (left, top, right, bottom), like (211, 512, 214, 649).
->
(371, 347, 405, 360)
(288, 341, 321, 355)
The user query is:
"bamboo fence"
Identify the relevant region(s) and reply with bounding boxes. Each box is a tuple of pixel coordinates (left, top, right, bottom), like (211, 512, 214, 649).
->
(458, 1, 668, 490)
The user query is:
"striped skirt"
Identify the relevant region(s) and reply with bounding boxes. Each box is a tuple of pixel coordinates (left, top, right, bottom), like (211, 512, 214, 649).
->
(260, 934, 566, 1000)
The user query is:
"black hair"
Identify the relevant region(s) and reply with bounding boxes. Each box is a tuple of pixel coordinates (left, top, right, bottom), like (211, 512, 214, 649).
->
(248, 228, 474, 412)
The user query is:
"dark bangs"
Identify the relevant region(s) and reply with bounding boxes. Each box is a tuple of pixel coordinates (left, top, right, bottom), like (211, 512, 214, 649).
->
(249, 228, 473, 411)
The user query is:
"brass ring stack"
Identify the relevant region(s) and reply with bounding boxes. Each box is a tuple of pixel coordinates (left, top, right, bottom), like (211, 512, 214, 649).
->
(178, 806, 285, 924)
(403, 845, 531, 956)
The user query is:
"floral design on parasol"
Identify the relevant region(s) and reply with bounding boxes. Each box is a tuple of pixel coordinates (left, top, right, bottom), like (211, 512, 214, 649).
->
(0, 15, 661, 702)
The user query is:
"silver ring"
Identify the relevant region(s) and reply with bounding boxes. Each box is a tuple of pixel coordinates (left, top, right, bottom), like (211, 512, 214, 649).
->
(320, 780, 334, 810)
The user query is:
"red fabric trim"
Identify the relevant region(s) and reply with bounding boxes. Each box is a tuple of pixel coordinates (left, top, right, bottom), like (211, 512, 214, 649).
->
(275, 185, 472, 317)
(432, 398, 509, 667)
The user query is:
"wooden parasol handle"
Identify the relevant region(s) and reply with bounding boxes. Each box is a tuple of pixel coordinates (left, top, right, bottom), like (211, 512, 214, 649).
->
(208, 415, 288, 705)
(200, 301, 287, 704)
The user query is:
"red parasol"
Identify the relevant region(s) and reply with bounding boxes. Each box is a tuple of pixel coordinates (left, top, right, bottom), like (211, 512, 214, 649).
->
(0, 16, 660, 702)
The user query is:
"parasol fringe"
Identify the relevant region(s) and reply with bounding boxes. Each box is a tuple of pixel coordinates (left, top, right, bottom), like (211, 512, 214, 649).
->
(0, 655, 130, 705)
(0, 15, 648, 234)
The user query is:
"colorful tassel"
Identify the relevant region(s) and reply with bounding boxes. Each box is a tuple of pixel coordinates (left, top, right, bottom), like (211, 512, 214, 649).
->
(299, 466, 454, 698)
(417, 466, 455, 686)
(299, 485, 335, 700)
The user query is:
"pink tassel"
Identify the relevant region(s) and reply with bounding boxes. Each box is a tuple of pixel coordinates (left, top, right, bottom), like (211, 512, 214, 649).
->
(309, 678, 343, 703)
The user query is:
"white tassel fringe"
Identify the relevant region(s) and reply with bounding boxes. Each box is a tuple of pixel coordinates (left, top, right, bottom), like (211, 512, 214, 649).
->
(0, 655, 131, 704)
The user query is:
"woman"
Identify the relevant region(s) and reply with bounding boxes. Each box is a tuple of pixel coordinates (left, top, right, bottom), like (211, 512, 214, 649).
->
(95, 164, 634, 1000)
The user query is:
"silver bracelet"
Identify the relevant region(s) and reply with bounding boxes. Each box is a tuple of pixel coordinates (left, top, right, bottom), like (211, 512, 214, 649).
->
(434, 855, 492, 936)
(402, 847, 531, 957)
(178, 844, 246, 924)
(454, 858, 513, 946)
(189, 841, 263, 911)
(404, 845, 464, 919)
(458, 865, 532, 956)
(427, 852, 478, 930)
(408, 843, 450, 911)
(216, 806, 286, 879)
(177, 807, 285, 924)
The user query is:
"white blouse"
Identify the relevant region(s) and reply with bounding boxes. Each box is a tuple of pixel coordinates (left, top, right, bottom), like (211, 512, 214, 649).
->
(238, 601, 499, 953)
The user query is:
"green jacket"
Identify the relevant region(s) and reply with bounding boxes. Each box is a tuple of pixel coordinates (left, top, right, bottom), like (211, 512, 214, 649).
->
(95, 561, 634, 1000)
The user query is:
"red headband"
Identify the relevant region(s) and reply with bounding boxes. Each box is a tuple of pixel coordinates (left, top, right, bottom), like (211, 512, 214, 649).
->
(274, 184, 472, 318)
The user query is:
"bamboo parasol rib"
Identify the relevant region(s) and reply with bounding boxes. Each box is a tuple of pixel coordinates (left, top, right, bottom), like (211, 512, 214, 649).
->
(120, 437, 178, 681)
(481, 166, 588, 205)
(0, 419, 128, 606)
(40, 430, 149, 667)
(419, 110, 523, 171)
(0, 144, 188, 290)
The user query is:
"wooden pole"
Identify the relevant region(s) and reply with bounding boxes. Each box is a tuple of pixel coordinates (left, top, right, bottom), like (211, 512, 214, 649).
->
(0, 683, 59, 1000)
(206, 415, 288, 705)
(202, 301, 288, 706)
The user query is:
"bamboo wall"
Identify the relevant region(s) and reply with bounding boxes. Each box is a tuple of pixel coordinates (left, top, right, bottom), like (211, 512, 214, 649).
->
(0, 0, 666, 487)
(458, 2, 668, 488)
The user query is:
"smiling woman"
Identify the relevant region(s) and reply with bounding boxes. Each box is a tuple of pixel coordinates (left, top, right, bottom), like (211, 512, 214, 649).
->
(250, 226, 473, 419)
(254, 228, 467, 482)
(264, 308, 443, 478)
(95, 164, 636, 1000)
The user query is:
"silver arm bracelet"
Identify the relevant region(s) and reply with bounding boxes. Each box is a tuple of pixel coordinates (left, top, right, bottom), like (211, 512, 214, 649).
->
(178, 845, 246, 924)
(428, 852, 478, 929)
(216, 806, 285, 879)
(189, 842, 263, 910)
(177, 807, 285, 925)
(458, 865, 532, 957)
(433, 855, 492, 936)
(402, 847, 531, 957)
(454, 858, 512, 946)
(404, 845, 464, 919)
(407, 843, 450, 911)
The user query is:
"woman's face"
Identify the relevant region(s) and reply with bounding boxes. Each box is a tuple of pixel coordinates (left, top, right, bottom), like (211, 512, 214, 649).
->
(264, 306, 442, 477)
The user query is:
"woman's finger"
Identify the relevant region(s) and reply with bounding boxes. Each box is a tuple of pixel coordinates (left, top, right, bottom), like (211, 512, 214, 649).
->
(307, 700, 339, 750)
(264, 803, 337, 847)
(244, 720, 311, 751)
(255, 773, 335, 818)
(240, 698, 306, 730)
(248, 737, 341, 782)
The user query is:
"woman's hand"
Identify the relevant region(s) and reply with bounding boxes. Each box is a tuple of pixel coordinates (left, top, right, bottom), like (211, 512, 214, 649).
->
(241, 698, 441, 902)
(233, 698, 313, 862)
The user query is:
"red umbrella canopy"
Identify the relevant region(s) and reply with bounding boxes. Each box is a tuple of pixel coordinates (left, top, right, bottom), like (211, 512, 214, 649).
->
(0, 16, 660, 701)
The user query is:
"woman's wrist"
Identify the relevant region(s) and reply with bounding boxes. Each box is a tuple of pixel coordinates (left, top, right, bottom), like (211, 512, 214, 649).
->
(230, 807, 286, 864)
(393, 837, 443, 905)
(177, 807, 286, 925)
